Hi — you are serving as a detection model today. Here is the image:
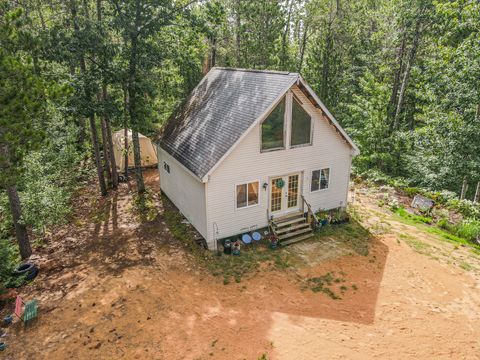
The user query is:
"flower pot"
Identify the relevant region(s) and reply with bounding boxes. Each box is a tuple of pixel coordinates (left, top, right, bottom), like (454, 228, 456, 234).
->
(223, 240, 232, 255)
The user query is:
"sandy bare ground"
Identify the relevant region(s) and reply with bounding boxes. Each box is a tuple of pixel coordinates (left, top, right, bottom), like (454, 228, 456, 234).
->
(2, 171, 480, 359)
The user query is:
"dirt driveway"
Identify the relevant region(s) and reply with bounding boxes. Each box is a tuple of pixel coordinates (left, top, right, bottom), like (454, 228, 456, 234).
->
(2, 171, 480, 359)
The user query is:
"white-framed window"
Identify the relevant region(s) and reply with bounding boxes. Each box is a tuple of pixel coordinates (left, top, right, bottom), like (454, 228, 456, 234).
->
(291, 96, 312, 147)
(236, 181, 259, 209)
(311, 168, 330, 192)
(261, 97, 286, 151)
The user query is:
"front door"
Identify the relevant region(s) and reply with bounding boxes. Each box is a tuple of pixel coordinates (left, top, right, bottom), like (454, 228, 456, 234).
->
(270, 173, 301, 215)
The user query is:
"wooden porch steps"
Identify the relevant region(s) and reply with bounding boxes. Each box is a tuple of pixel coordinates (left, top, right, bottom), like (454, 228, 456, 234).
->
(270, 211, 314, 245)
(275, 222, 310, 235)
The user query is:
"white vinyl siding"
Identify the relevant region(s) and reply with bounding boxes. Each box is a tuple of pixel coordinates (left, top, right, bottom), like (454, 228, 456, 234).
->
(204, 85, 353, 248)
(158, 147, 208, 239)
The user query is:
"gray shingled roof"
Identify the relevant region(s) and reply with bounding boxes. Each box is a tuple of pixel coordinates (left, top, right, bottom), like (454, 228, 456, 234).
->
(159, 68, 299, 180)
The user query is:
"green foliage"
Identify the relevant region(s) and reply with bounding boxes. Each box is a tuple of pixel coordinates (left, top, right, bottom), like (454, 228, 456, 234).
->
(316, 217, 372, 256)
(438, 218, 480, 243)
(0, 8, 50, 187)
(132, 189, 158, 222)
(305, 272, 345, 300)
(395, 207, 432, 224)
(446, 199, 480, 220)
(0, 238, 20, 293)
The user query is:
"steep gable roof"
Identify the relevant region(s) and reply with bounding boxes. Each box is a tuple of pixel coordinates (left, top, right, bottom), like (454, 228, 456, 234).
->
(160, 68, 298, 180)
(159, 67, 358, 181)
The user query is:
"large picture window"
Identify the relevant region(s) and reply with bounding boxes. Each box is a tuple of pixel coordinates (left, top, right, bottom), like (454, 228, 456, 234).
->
(261, 97, 286, 151)
(311, 168, 330, 192)
(236, 181, 259, 208)
(291, 97, 311, 147)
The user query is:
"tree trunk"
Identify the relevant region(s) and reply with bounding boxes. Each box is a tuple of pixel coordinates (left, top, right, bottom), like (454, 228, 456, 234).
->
(474, 182, 480, 203)
(100, 113, 112, 185)
(127, 1, 145, 194)
(97, 90, 112, 186)
(96, 0, 117, 188)
(70, 0, 107, 197)
(104, 100, 118, 189)
(131, 129, 145, 193)
(388, 32, 406, 126)
(297, 22, 308, 72)
(7, 185, 32, 260)
(393, 20, 422, 130)
(280, 0, 294, 69)
(235, 0, 242, 67)
(460, 177, 468, 200)
(89, 114, 108, 196)
(320, 29, 333, 102)
(123, 87, 129, 180)
(124, 127, 129, 179)
(210, 35, 217, 69)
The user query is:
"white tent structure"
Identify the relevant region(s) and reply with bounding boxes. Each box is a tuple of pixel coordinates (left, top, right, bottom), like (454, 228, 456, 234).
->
(112, 129, 158, 172)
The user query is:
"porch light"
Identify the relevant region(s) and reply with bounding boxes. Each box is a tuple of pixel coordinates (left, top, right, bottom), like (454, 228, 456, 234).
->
(263, 182, 268, 190)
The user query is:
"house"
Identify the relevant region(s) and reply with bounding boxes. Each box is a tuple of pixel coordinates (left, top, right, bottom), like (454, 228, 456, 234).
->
(157, 67, 359, 250)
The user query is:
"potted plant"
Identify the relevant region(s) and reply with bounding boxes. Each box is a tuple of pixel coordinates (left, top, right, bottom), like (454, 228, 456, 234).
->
(269, 234, 279, 249)
(232, 240, 241, 255)
(316, 210, 329, 226)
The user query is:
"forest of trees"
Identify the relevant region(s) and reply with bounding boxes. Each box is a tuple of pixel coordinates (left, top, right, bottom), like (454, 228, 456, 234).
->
(1, 0, 479, 280)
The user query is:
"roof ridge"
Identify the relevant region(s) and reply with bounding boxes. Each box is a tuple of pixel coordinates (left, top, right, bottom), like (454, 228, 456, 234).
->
(212, 67, 297, 76)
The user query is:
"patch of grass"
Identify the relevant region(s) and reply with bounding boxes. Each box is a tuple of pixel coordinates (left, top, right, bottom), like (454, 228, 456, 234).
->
(210, 244, 294, 284)
(305, 272, 345, 299)
(351, 284, 358, 291)
(315, 218, 372, 256)
(406, 238, 430, 252)
(132, 189, 158, 222)
(162, 194, 296, 284)
(395, 207, 432, 224)
(395, 209, 480, 252)
(459, 261, 473, 271)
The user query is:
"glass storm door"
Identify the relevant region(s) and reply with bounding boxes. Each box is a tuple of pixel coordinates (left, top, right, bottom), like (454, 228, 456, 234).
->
(270, 173, 301, 214)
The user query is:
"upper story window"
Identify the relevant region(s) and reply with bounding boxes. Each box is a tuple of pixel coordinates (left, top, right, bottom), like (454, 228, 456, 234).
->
(291, 97, 312, 147)
(261, 97, 286, 151)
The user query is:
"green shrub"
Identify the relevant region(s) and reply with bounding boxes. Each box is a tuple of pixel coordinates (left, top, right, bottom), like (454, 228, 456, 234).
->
(437, 218, 452, 231)
(403, 187, 420, 197)
(447, 199, 480, 220)
(454, 219, 480, 242)
(0, 238, 20, 294)
(132, 189, 158, 222)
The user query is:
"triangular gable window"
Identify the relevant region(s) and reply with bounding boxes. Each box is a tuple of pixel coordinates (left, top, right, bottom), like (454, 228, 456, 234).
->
(261, 97, 286, 151)
(291, 97, 311, 147)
